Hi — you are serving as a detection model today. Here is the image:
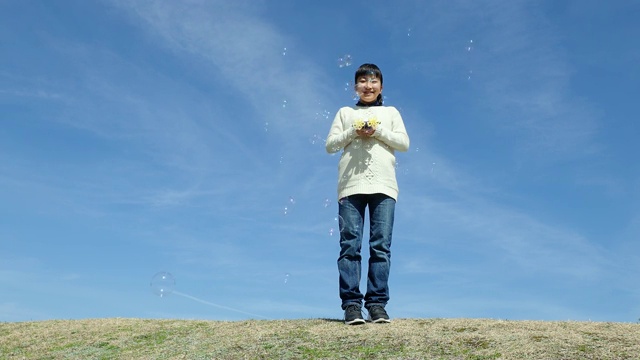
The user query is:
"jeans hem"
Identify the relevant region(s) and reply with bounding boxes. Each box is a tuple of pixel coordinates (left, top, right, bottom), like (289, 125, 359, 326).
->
(364, 302, 387, 310)
(341, 301, 363, 310)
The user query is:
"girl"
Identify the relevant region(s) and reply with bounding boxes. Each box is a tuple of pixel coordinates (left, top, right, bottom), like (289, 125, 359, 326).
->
(325, 63, 410, 325)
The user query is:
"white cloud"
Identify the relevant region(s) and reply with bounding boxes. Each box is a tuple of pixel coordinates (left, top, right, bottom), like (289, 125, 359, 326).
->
(111, 0, 337, 138)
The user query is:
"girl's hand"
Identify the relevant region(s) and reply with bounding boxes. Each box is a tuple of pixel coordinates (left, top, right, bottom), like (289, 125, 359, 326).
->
(356, 128, 375, 137)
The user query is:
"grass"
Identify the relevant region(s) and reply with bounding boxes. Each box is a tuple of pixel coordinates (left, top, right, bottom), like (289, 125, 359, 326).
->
(1, 318, 639, 359)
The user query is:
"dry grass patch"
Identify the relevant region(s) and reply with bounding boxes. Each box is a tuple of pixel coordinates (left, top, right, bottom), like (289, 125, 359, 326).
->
(1, 318, 639, 359)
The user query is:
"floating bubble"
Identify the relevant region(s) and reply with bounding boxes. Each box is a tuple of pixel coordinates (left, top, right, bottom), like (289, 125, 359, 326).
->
(150, 272, 175, 298)
(323, 198, 331, 208)
(310, 134, 322, 145)
(282, 47, 287, 56)
(407, 28, 412, 37)
(282, 99, 287, 108)
(283, 196, 295, 216)
(329, 214, 345, 236)
(337, 54, 353, 68)
(314, 109, 331, 121)
(336, 215, 346, 233)
(264, 122, 269, 132)
(284, 273, 290, 284)
(344, 81, 352, 91)
(395, 160, 409, 176)
(466, 40, 474, 79)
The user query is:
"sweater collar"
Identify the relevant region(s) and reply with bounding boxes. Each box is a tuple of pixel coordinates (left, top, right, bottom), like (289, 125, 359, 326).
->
(356, 97, 383, 107)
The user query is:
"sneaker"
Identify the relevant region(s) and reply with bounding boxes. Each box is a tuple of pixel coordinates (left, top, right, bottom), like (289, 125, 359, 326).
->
(368, 306, 391, 323)
(344, 305, 366, 325)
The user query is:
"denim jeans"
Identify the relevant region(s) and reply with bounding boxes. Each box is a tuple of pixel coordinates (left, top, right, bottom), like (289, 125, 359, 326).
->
(338, 193, 395, 310)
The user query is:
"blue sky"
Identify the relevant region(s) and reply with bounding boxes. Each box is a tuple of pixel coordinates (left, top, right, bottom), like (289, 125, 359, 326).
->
(1, 0, 639, 323)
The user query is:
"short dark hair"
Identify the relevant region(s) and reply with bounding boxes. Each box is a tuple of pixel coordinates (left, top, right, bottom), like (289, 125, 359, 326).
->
(354, 63, 383, 85)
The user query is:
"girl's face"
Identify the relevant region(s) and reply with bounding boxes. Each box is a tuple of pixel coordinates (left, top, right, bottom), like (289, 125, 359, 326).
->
(355, 75, 383, 103)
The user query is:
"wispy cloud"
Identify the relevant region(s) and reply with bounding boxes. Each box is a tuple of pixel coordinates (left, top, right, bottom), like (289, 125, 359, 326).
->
(376, 0, 600, 162)
(467, 2, 600, 160)
(398, 194, 608, 277)
(112, 0, 337, 136)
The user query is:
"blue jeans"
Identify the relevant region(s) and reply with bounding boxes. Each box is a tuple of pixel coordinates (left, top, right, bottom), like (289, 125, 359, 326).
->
(338, 193, 395, 310)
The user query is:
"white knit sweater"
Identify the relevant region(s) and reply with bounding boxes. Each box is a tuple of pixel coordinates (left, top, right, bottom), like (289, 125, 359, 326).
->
(325, 105, 410, 201)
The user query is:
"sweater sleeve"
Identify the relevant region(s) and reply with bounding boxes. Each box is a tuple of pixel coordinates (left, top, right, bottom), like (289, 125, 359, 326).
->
(325, 108, 357, 154)
(373, 107, 410, 152)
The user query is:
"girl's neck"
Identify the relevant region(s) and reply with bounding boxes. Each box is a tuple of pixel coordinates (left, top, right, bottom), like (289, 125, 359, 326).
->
(356, 97, 383, 107)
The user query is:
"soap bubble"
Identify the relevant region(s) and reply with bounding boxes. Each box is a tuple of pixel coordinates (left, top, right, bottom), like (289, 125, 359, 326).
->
(283, 196, 295, 216)
(150, 272, 175, 298)
(337, 54, 353, 68)
(336, 215, 345, 233)
(330, 215, 344, 236)
(310, 134, 322, 145)
(323, 198, 331, 208)
(284, 273, 290, 284)
(466, 40, 474, 79)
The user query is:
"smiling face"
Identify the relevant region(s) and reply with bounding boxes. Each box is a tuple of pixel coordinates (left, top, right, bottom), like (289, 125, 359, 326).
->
(355, 74, 383, 104)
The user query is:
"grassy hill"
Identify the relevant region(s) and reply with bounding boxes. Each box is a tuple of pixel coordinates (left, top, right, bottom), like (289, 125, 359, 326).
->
(1, 318, 639, 359)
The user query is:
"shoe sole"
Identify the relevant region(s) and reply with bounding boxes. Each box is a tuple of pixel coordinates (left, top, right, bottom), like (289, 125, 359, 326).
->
(345, 318, 366, 325)
(370, 318, 391, 323)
